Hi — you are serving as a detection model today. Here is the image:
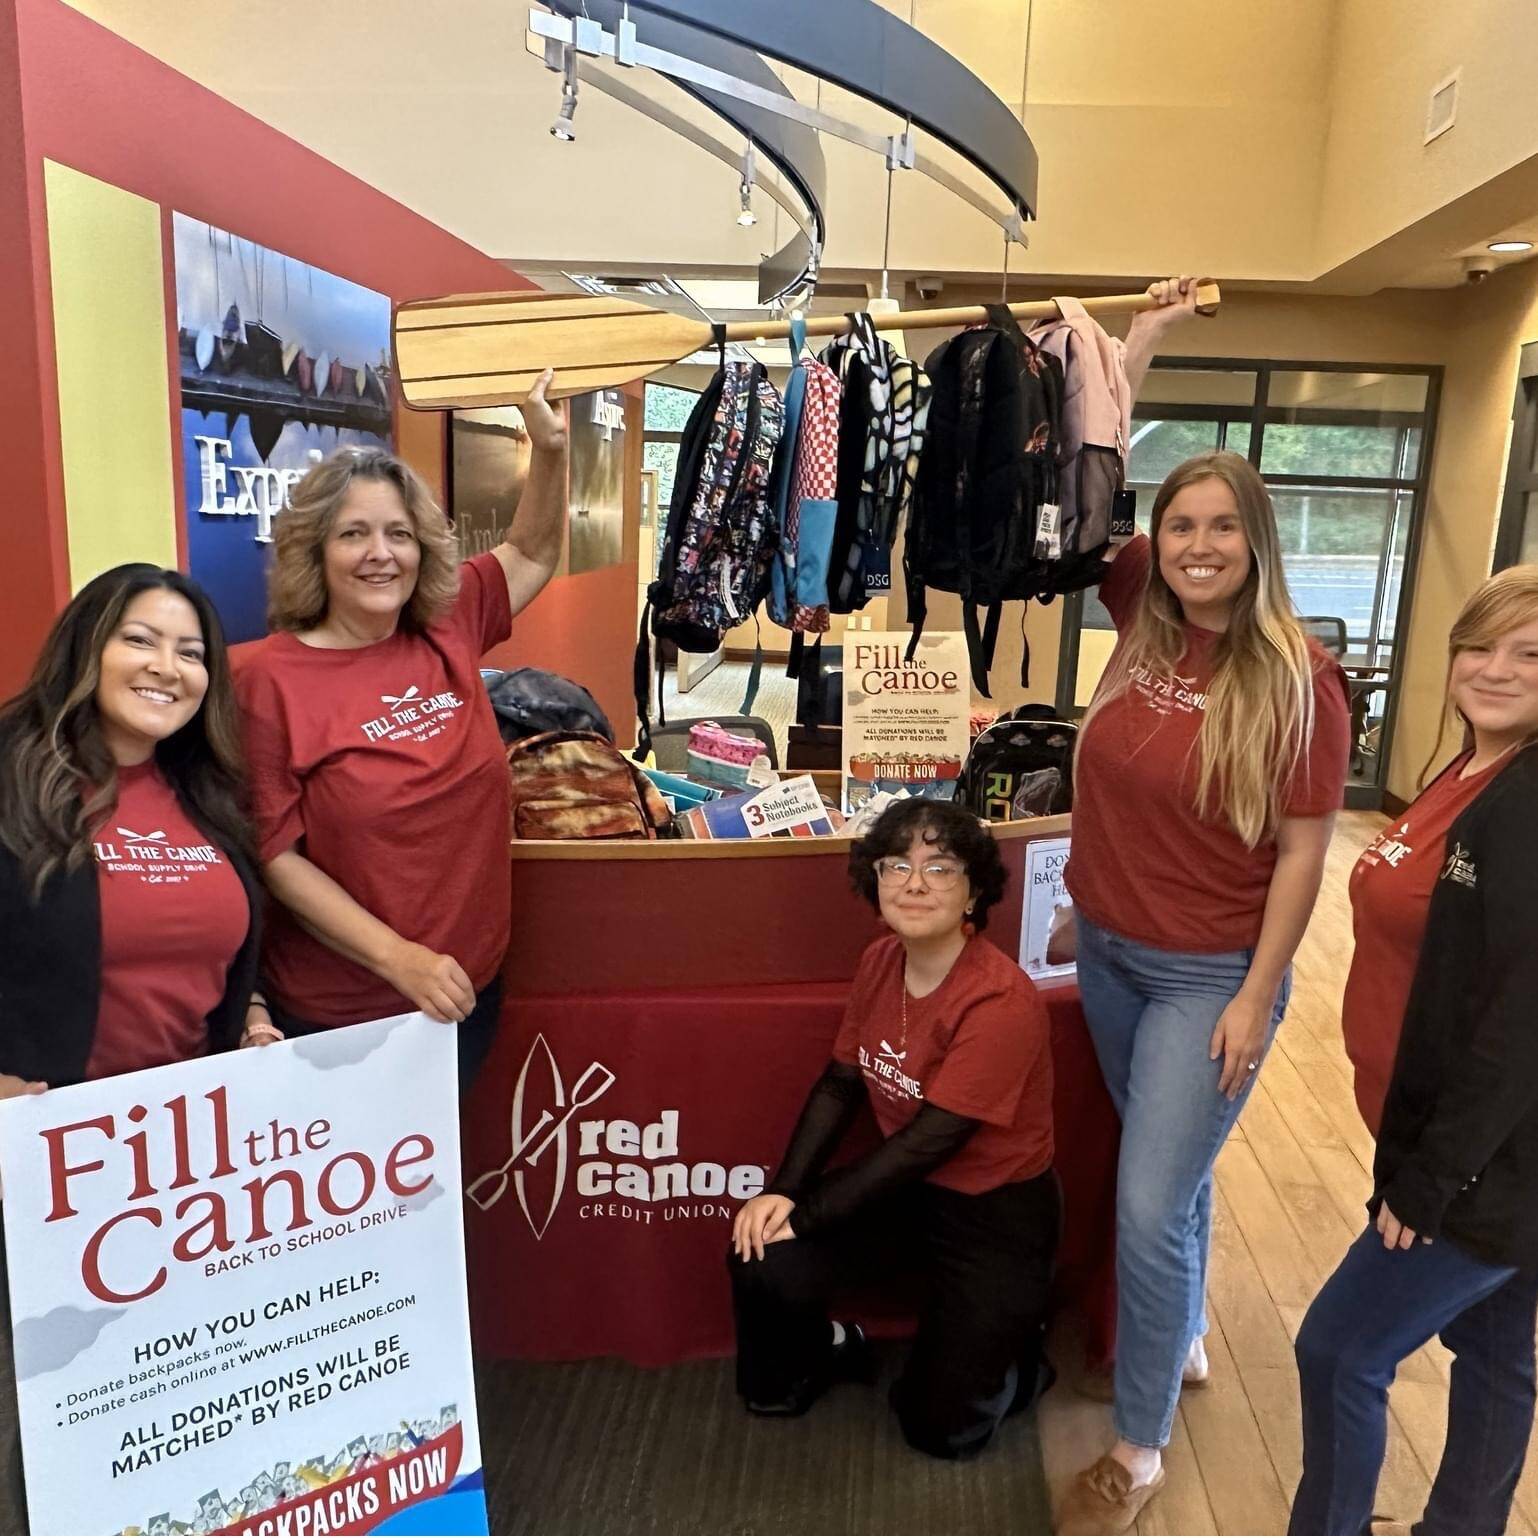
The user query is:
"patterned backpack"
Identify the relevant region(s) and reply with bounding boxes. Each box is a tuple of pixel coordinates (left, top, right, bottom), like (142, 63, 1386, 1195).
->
(767, 318, 840, 636)
(506, 731, 673, 840)
(636, 356, 784, 750)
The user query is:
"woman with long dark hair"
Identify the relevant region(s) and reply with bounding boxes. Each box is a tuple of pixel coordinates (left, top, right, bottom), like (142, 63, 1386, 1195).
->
(728, 799, 1059, 1460)
(1291, 566, 1538, 1534)
(0, 564, 274, 1531)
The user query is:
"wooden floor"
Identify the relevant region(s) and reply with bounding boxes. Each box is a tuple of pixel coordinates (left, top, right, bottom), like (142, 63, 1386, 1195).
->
(1038, 809, 1538, 1535)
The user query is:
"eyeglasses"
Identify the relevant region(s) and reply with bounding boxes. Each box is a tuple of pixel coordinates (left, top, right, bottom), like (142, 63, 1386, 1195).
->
(875, 857, 966, 891)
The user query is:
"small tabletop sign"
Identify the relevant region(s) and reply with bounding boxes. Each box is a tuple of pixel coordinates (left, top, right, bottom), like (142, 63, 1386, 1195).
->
(841, 632, 969, 814)
(1019, 835, 1076, 982)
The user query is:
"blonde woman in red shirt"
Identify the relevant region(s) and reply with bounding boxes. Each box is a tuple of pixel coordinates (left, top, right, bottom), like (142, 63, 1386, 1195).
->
(234, 372, 567, 1089)
(1059, 282, 1351, 1535)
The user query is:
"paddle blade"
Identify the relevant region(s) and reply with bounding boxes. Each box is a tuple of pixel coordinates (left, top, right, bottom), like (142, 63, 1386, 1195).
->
(394, 290, 715, 409)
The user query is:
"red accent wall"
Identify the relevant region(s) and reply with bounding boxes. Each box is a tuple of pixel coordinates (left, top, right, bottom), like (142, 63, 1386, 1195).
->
(0, 0, 635, 728)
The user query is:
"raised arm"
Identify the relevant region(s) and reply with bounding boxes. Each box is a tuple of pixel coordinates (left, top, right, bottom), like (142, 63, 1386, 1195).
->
(490, 367, 570, 620)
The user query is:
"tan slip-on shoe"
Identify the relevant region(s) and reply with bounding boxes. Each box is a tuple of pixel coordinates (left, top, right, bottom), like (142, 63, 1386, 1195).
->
(1057, 1455, 1167, 1535)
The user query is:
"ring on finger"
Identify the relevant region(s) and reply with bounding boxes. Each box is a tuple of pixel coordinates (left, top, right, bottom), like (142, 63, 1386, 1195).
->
(1246, 1059, 1260, 1073)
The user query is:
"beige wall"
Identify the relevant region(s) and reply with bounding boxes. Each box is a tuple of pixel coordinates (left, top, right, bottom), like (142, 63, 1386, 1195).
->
(1317, 0, 1538, 277)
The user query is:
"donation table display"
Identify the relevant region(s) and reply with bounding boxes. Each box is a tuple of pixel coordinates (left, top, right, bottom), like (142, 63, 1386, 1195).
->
(462, 822, 1119, 1369)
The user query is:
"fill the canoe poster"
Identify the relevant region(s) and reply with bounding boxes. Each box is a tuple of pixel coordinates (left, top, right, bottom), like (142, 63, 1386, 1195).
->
(841, 632, 969, 812)
(0, 1015, 486, 1536)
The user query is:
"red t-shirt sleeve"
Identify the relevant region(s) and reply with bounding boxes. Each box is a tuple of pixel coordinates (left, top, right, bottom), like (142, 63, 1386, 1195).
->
(232, 652, 306, 865)
(450, 553, 515, 656)
(1285, 657, 1352, 817)
(925, 981, 1049, 1128)
(1097, 533, 1151, 631)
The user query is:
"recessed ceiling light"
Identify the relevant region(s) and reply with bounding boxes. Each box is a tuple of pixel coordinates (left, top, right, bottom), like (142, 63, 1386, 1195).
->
(1488, 240, 1534, 253)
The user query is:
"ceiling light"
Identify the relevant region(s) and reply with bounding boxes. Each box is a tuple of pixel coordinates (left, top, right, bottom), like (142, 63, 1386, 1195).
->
(550, 47, 578, 141)
(1489, 239, 1534, 253)
(736, 140, 757, 227)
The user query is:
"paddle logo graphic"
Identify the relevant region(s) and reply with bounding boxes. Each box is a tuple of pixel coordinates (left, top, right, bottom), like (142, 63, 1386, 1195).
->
(468, 1036, 767, 1239)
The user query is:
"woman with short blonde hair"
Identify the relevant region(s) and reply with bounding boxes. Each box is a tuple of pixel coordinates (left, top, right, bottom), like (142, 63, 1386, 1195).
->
(1292, 564, 1538, 1534)
(234, 372, 568, 1089)
(267, 447, 460, 634)
(1057, 279, 1351, 1537)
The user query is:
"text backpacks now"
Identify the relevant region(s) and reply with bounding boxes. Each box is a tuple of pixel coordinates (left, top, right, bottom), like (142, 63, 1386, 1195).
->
(957, 706, 1077, 822)
(905, 303, 1063, 695)
(506, 730, 672, 840)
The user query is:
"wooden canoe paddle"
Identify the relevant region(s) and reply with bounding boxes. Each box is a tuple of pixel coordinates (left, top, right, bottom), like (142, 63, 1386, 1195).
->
(393, 282, 1221, 410)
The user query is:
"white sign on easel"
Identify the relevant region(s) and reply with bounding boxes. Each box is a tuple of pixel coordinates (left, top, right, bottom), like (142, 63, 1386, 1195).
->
(0, 1015, 488, 1536)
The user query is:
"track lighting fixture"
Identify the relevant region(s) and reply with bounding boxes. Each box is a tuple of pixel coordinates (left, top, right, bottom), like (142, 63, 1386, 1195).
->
(736, 141, 757, 227)
(550, 47, 579, 141)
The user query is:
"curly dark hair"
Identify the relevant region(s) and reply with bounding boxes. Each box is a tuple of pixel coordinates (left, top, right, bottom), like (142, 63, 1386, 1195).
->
(848, 798, 1008, 931)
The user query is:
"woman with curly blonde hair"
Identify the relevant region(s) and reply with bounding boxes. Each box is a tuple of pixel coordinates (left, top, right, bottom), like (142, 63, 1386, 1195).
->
(234, 371, 567, 1087)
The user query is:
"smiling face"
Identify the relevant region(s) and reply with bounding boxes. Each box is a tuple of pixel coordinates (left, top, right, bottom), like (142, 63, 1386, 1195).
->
(1450, 615, 1538, 747)
(1155, 476, 1254, 629)
(875, 828, 975, 944)
(94, 588, 209, 765)
(320, 476, 422, 632)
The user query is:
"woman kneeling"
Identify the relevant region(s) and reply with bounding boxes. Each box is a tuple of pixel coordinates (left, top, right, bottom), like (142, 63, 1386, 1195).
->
(728, 799, 1059, 1459)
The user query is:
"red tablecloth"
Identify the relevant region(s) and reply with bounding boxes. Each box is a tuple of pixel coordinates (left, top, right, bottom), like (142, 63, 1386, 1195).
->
(463, 980, 1118, 1368)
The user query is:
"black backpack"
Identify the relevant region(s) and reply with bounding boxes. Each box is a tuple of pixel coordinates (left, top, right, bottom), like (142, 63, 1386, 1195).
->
(484, 667, 613, 745)
(957, 705, 1077, 822)
(905, 305, 1064, 696)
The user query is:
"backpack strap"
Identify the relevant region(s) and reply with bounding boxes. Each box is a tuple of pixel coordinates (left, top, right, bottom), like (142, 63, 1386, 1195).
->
(953, 332, 995, 697)
(740, 615, 765, 714)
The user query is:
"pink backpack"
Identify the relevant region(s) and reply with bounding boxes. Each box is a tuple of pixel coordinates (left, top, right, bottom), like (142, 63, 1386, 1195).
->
(1026, 296, 1135, 564)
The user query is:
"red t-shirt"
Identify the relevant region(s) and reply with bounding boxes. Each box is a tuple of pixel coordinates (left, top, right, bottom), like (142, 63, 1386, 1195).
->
(1343, 750, 1511, 1135)
(1065, 535, 1350, 953)
(233, 554, 513, 1025)
(832, 934, 1054, 1194)
(88, 762, 250, 1080)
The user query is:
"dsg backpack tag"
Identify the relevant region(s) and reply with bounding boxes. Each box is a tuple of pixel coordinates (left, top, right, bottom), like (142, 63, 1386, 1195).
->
(506, 730, 672, 840)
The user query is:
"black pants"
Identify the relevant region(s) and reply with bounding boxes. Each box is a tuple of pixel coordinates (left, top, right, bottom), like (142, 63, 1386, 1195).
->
(270, 974, 503, 1096)
(729, 1170, 1060, 1459)
(0, 1233, 28, 1533)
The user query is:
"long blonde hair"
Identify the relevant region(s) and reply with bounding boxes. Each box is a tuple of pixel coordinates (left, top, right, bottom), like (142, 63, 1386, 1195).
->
(268, 446, 459, 633)
(1082, 451, 1317, 847)
(1420, 563, 1538, 787)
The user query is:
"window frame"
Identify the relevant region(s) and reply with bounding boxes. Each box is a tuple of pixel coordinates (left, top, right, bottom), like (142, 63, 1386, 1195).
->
(1052, 357, 1443, 811)
(1493, 346, 1538, 572)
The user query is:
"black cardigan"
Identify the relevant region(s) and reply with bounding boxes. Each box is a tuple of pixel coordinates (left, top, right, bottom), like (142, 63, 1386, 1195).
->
(1374, 743, 1538, 1270)
(0, 814, 262, 1089)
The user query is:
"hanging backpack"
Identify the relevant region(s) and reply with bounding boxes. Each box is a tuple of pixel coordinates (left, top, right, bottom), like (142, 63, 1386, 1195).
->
(818, 313, 928, 610)
(957, 706, 1077, 823)
(767, 318, 840, 637)
(506, 730, 673, 840)
(635, 354, 784, 750)
(1024, 294, 1135, 593)
(904, 304, 1063, 696)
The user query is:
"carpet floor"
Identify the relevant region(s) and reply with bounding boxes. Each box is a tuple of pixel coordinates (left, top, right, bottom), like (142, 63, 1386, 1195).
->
(477, 1343, 1053, 1535)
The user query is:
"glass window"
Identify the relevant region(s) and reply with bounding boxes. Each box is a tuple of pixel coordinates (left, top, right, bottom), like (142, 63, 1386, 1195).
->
(1127, 419, 1221, 484)
(1268, 487, 1394, 648)
(644, 383, 697, 433)
(1260, 423, 1413, 480)
(1524, 491, 1538, 565)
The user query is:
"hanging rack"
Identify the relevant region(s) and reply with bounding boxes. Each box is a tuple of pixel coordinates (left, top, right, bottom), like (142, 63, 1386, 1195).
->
(393, 282, 1220, 410)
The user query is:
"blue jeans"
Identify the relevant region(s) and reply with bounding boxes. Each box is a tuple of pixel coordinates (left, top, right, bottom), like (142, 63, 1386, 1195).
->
(1291, 1227, 1538, 1535)
(1077, 915, 1290, 1449)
